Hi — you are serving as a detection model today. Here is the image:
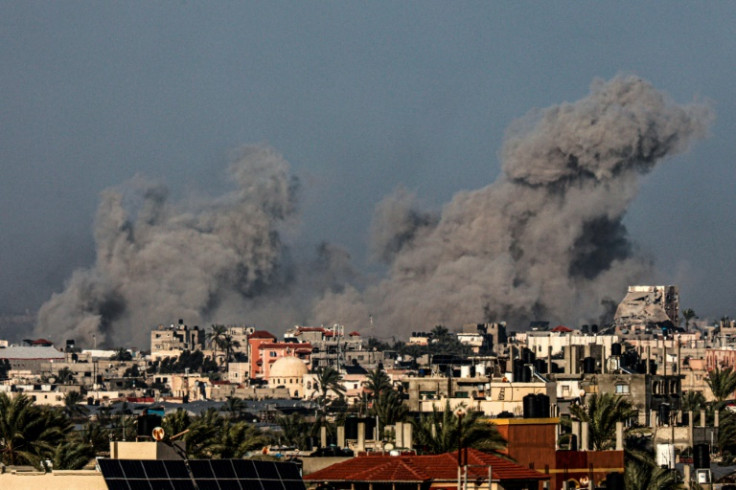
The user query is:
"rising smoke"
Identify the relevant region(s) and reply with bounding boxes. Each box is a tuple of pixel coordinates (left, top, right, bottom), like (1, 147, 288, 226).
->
(36, 76, 712, 346)
(313, 75, 712, 337)
(35, 146, 305, 348)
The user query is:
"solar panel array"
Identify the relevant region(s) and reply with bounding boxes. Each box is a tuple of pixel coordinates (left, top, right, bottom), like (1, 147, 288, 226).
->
(98, 458, 306, 490)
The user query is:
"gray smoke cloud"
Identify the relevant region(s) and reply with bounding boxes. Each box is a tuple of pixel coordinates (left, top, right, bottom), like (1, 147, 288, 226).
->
(314, 75, 712, 336)
(36, 75, 713, 347)
(35, 146, 305, 348)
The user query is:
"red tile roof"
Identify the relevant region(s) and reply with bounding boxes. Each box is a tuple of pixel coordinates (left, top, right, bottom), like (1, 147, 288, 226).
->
(551, 325, 573, 333)
(305, 448, 548, 484)
(249, 330, 277, 339)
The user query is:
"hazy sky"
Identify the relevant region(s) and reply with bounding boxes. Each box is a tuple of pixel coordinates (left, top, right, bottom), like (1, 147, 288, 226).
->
(1, 3, 734, 335)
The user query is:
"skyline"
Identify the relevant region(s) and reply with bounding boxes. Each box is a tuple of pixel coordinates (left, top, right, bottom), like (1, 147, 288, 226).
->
(1, 3, 734, 344)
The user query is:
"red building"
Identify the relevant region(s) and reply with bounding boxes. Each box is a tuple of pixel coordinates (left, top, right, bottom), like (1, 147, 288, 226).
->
(247, 330, 277, 379)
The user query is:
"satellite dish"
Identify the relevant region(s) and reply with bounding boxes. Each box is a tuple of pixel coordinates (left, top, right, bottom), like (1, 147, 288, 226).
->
(152, 426, 165, 441)
(384, 443, 395, 451)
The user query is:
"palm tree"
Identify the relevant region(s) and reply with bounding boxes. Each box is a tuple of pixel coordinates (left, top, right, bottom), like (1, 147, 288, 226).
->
(624, 456, 680, 490)
(430, 325, 451, 343)
(78, 421, 110, 453)
(162, 409, 192, 440)
(365, 367, 392, 398)
(707, 366, 736, 403)
(316, 367, 346, 402)
(63, 391, 89, 419)
(412, 401, 506, 455)
(222, 397, 246, 420)
(567, 393, 637, 450)
(206, 325, 228, 369)
(52, 441, 95, 470)
(55, 367, 76, 385)
(275, 413, 311, 449)
(217, 334, 241, 372)
(682, 308, 697, 331)
(681, 390, 707, 413)
(370, 389, 409, 430)
(0, 394, 69, 467)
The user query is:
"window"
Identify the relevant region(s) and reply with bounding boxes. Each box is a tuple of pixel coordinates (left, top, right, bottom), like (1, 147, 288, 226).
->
(270, 351, 277, 358)
(615, 384, 629, 394)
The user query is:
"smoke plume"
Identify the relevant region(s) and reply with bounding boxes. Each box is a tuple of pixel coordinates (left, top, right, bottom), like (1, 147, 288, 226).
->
(314, 75, 712, 336)
(36, 75, 712, 346)
(35, 146, 305, 348)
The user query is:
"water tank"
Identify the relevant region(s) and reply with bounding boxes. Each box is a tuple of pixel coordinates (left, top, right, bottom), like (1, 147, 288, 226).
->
(460, 365, 471, 378)
(535, 394, 550, 418)
(523, 394, 537, 418)
(522, 348, 536, 364)
(137, 414, 162, 437)
(512, 359, 525, 383)
(534, 359, 548, 374)
(694, 443, 710, 469)
(611, 343, 622, 356)
(522, 366, 532, 383)
(583, 357, 596, 374)
(606, 472, 624, 490)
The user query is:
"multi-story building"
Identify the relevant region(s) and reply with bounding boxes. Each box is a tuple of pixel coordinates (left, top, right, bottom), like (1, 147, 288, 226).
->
(150, 321, 204, 359)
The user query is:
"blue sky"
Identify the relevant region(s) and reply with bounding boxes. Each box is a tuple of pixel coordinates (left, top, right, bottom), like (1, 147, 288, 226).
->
(1, 2, 734, 326)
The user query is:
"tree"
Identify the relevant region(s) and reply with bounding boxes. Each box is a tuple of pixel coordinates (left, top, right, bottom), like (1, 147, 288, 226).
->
(275, 413, 311, 449)
(371, 389, 409, 430)
(315, 367, 346, 402)
(567, 393, 637, 450)
(682, 308, 697, 330)
(365, 367, 392, 398)
(110, 348, 132, 361)
(162, 409, 192, 441)
(63, 391, 89, 419)
(51, 441, 95, 470)
(707, 366, 736, 403)
(624, 456, 680, 490)
(412, 401, 506, 455)
(181, 408, 268, 459)
(55, 367, 76, 385)
(217, 334, 241, 372)
(206, 325, 228, 369)
(0, 394, 69, 467)
(681, 390, 707, 413)
(222, 397, 246, 420)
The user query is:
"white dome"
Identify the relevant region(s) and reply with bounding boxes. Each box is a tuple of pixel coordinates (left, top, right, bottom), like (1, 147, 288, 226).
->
(270, 356, 308, 378)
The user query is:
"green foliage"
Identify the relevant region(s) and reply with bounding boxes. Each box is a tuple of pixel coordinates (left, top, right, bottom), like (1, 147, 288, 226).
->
(154, 350, 218, 374)
(63, 391, 89, 419)
(706, 366, 736, 402)
(624, 455, 680, 490)
(0, 394, 71, 467)
(55, 367, 76, 385)
(162, 409, 192, 440)
(365, 367, 392, 398)
(370, 389, 409, 429)
(274, 413, 311, 450)
(567, 393, 637, 450)
(412, 401, 506, 455)
(180, 408, 269, 459)
(681, 390, 707, 413)
(52, 441, 95, 470)
(110, 348, 133, 361)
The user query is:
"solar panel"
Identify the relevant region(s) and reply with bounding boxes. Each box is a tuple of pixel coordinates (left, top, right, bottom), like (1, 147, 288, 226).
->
(98, 458, 305, 490)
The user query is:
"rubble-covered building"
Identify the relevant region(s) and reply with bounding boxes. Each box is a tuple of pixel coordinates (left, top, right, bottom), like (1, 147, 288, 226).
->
(613, 285, 679, 335)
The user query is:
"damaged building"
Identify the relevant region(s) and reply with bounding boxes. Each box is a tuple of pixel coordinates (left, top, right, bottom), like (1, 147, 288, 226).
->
(613, 285, 680, 335)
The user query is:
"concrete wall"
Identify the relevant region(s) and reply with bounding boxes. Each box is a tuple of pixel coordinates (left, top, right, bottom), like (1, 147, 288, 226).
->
(0, 471, 106, 490)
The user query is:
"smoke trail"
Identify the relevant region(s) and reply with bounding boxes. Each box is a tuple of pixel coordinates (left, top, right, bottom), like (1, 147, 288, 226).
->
(314, 75, 712, 336)
(35, 146, 301, 348)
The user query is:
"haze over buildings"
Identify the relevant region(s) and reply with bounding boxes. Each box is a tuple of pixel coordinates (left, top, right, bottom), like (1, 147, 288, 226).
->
(1, 4, 735, 345)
